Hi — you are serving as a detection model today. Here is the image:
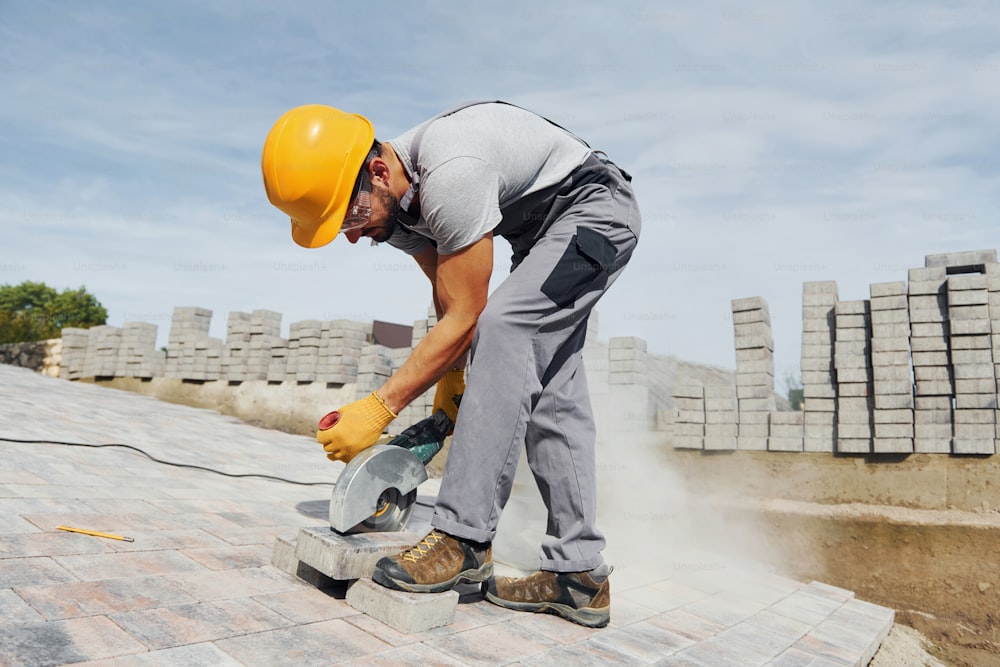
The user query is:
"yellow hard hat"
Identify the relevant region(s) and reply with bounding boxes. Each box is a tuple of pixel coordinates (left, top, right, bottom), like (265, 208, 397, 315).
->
(261, 105, 375, 248)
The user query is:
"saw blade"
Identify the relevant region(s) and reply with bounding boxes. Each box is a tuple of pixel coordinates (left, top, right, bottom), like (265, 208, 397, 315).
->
(357, 487, 417, 532)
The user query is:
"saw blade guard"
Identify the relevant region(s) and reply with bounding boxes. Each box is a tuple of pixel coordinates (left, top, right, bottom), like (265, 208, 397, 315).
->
(328, 444, 428, 533)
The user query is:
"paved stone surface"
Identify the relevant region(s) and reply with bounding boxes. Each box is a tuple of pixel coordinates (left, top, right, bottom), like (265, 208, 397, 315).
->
(0, 365, 894, 666)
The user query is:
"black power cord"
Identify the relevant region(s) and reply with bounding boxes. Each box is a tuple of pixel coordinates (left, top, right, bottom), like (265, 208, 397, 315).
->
(0, 436, 333, 487)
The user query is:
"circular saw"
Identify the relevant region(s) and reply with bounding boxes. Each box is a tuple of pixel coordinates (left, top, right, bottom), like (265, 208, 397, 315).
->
(328, 411, 453, 534)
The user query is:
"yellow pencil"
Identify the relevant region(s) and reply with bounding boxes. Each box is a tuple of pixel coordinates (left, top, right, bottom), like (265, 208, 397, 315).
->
(57, 525, 134, 542)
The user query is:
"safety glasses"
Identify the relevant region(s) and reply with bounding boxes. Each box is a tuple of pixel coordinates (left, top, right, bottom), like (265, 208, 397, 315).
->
(342, 146, 379, 232)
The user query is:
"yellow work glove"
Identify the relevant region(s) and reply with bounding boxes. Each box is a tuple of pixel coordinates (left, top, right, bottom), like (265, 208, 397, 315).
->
(432, 368, 465, 428)
(317, 391, 397, 463)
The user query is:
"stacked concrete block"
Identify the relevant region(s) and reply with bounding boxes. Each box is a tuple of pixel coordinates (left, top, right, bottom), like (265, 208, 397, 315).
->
(990, 266, 1000, 448)
(834, 300, 873, 454)
(59, 327, 90, 380)
(117, 322, 163, 379)
(869, 282, 913, 453)
(801, 281, 838, 452)
(82, 325, 118, 378)
(82, 325, 121, 378)
(316, 320, 368, 384)
(731, 297, 775, 450)
(768, 411, 804, 452)
(671, 384, 705, 450)
(222, 312, 252, 382)
(947, 273, 996, 454)
(703, 384, 737, 450)
(908, 266, 953, 453)
(287, 320, 322, 383)
(267, 336, 289, 383)
(355, 343, 394, 400)
(164, 307, 214, 379)
(609, 337, 647, 387)
(243, 310, 283, 382)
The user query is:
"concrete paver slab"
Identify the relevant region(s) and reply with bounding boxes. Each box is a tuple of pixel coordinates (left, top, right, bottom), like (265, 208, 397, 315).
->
(0, 365, 896, 666)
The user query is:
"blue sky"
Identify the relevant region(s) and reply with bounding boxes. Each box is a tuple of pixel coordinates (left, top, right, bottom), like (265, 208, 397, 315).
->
(2, 1, 998, 389)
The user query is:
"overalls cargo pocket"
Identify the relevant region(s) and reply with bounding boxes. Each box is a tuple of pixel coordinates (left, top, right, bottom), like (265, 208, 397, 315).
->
(540, 226, 617, 309)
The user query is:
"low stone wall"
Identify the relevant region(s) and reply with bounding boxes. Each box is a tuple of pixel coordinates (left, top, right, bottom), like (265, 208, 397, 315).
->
(0, 339, 61, 377)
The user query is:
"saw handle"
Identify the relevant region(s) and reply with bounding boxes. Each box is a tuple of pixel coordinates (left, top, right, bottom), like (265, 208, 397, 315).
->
(318, 410, 341, 430)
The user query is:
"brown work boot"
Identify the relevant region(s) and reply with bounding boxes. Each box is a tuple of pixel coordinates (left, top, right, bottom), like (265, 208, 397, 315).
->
(372, 529, 492, 593)
(485, 564, 612, 628)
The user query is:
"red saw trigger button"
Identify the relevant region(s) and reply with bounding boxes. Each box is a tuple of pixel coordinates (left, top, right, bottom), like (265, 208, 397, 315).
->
(318, 411, 341, 430)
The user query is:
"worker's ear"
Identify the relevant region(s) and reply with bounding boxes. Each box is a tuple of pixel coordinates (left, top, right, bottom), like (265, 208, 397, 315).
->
(369, 157, 391, 187)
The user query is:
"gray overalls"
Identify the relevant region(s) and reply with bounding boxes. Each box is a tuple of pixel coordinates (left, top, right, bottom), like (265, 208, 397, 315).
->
(405, 102, 642, 572)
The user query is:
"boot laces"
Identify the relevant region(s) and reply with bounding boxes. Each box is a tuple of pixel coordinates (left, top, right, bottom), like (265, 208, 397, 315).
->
(400, 529, 446, 563)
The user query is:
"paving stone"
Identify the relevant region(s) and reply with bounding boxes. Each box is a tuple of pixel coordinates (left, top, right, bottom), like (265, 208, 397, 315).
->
(0, 615, 147, 667)
(0, 556, 78, 588)
(587, 623, 692, 662)
(429, 616, 561, 664)
(178, 544, 271, 570)
(15, 575, 197, 620)
(769, 590, 843, 626)
(70, 642, 246, 666)
(252, 587, 356, 625)
(167, 565, 304, 602)
(214, 618, 391, 666)
(295, 526, 420, 581)
(767, 646, 853, 666)
(345, 577, 458, 634)
(0, 588, 45, 624)
(341, 642, 468, 667)
(110, 598, 294, 650)
(52, 549, 207, 582)
(517, 640, 639, 666)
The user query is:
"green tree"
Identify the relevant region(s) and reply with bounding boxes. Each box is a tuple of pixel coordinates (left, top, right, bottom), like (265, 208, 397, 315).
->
(0, 281, 107, 343)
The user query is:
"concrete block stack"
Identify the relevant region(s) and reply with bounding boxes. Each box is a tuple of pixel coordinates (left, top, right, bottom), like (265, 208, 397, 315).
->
(834, 300, 873, 454)
(703, 384, 738, 450)
(244, 310, 283, 382)
(768, 411, 804, 452)
(59, 327, 90, 380)
(83, 325, 122, 378)
(800, 281, 838, 452)
(221, 312, 252, 382)
(608, 337, 654, 433)
(731, 297, 774, 450)
(164, 307, 214, 379)
(671, 384, 705, 450)
(287, 320, 323, 383)
(316, 320, 368, 384)
(117, 322, 163, 379)
(869, 282, 914, 454)
(990, 266, 1000, 449)
(908, 266, 953, 454)
(267, 336, 289, 383)
(355, 342, 394, 400)
(609, 337, 647, 387)
(947, 273, 996, 454)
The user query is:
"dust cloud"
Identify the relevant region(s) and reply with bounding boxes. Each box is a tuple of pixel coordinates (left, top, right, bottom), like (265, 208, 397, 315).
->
(492, 429, 792, 587)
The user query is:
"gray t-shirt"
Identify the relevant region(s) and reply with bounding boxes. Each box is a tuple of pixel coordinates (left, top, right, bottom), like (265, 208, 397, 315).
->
(385, 103, 592, 256)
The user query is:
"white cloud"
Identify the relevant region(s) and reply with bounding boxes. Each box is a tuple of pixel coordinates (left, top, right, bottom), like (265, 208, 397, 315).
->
(0, 0, 997, 381)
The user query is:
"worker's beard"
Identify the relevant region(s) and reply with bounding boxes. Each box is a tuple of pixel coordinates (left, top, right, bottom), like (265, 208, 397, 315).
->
(366, 185, 400, 244)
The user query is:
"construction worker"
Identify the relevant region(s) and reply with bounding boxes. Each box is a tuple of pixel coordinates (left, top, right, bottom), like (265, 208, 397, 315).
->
(262, 101, 640, 627)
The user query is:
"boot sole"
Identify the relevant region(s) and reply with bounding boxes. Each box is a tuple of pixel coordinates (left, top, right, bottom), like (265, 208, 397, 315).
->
(484, 591, 610, 628)
(373, 561, 493, 594)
